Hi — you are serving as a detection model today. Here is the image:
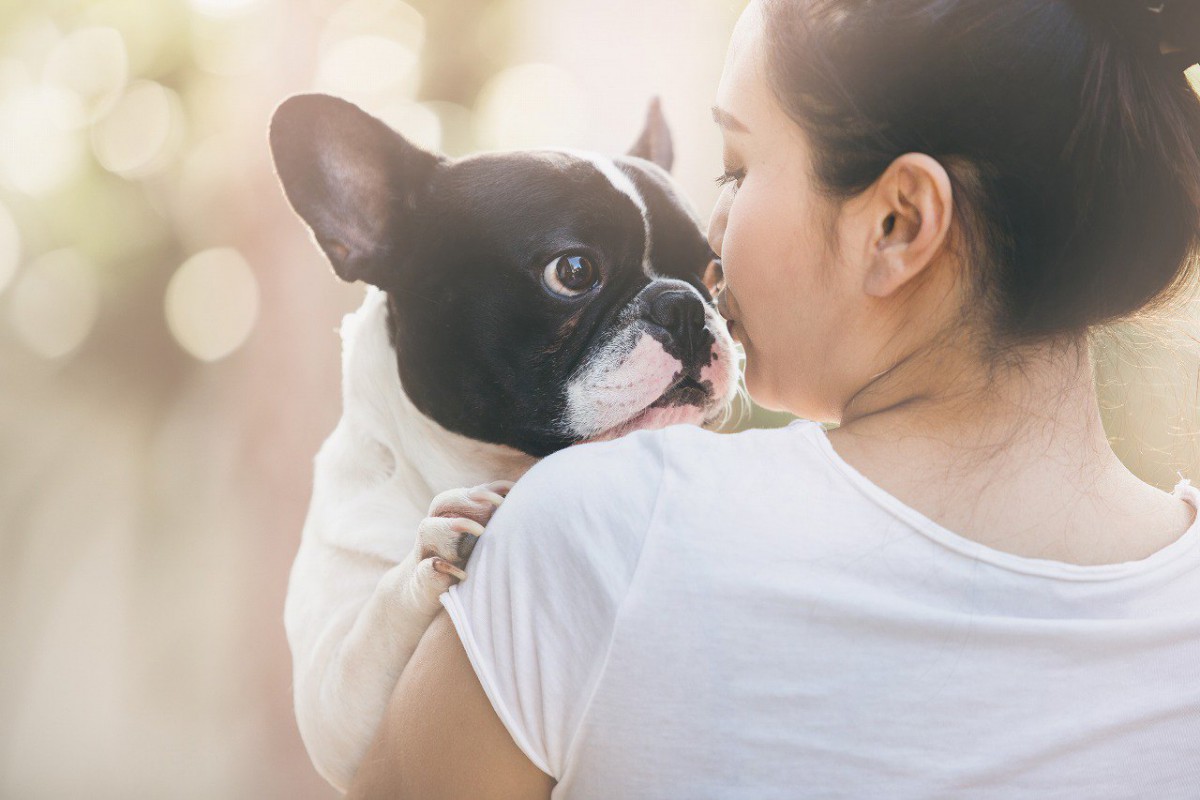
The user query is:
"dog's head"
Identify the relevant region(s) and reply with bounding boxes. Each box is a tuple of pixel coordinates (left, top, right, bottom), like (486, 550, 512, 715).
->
(269, 93, 739, 457)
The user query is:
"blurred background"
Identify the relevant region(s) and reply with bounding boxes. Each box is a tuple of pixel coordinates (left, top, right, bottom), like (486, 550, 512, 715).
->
(0, 0, 1198, 797)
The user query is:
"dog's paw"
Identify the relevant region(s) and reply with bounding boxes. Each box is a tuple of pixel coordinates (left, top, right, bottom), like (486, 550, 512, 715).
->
(415, 480, 515, 585)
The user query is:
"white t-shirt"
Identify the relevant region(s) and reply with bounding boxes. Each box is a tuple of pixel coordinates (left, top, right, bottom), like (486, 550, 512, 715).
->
(440, 419, 1200, 799)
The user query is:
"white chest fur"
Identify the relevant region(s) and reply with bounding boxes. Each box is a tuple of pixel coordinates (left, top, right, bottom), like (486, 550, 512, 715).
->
(284, 287, 538, 791)
(306, 287, 538, 562)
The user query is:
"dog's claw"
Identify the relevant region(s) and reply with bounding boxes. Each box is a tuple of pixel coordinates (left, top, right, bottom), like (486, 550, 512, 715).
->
(467, 488, 506, 507)
(485, 480, 516, 496)
(415, 483, 507, 582)
(432, 558, 467, 581)
(457, 518, 486, 538)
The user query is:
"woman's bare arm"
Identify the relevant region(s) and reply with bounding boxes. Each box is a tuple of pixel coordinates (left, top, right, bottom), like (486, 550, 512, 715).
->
(345, 609, 556, 800)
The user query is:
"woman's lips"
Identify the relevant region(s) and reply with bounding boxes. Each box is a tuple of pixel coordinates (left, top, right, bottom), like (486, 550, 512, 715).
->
(716, 288, 740, 341)
(716, 289, 736, 324)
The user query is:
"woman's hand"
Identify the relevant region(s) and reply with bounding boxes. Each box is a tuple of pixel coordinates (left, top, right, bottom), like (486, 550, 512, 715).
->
(345, 609, 555, 800)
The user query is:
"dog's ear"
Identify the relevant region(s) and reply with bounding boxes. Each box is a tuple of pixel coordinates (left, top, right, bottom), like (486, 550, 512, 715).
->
(268, 93, 442, 285)
(627, 96, 674, 173)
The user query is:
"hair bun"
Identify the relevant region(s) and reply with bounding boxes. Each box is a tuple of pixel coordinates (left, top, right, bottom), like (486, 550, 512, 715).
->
(1148, 1, 1200, 70)
(1086, 2, 1200, 70)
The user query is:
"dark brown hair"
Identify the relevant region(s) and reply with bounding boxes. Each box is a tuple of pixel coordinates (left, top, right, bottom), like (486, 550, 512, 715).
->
(761, 0, 1200, 350)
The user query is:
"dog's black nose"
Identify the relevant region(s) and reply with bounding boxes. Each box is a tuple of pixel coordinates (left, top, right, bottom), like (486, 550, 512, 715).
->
(644, 285, 712, 365)
(648, 288, 705, 337)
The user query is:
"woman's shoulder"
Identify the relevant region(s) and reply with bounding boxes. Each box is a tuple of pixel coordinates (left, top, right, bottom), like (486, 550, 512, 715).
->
(526, 418, 831, 494)
(495, 418, 843, 564)
(481, 427, 674, 559)
(659, 417, 835, 481)
(660, 416, 823, 450)
(516, 425, 672, 505)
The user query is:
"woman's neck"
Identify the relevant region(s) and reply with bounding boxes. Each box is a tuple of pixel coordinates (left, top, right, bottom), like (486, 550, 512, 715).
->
(839, 332, 1111, 469)
(827, 331, 1195, 565)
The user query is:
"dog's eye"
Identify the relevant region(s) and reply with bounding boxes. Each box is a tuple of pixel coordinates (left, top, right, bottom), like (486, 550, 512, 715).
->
(543, 255, 599, 297)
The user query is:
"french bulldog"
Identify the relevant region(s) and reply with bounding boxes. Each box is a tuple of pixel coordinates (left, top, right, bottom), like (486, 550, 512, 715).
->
(268, 92, 741, 791)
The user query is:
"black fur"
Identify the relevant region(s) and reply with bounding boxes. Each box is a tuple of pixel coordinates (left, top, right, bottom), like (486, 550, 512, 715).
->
(270, 94, 717, 457)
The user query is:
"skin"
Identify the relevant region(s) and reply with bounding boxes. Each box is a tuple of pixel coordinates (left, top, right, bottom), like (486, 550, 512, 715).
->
(349, 1, 1198, 795)
(345, 611, 553, 799)
(709, 1, 1196, 565)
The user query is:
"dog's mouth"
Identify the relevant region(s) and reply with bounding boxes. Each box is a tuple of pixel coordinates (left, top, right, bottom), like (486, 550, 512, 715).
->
(577, 373, 715, 445)
(649, 375, 711, 408)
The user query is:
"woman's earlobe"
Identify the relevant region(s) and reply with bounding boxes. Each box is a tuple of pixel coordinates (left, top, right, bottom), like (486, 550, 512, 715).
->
(863, 247, 907, 298)
(863, 204, 930, 298)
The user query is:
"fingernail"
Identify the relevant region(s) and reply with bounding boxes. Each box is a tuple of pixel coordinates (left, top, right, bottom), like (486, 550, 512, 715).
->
(485, 480, 515, 495)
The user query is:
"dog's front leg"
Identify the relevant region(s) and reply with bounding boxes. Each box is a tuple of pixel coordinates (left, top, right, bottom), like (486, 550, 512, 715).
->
(292, 480, 513, 792)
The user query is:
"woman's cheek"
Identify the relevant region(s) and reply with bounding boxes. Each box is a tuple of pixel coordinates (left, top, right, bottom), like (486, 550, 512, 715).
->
(721, 187, 785, 404)
(708, 185, 733, 256)
(726, 184, 783, 331)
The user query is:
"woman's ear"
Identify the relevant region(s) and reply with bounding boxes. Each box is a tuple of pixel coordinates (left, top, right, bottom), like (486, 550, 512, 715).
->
(861, 153, 953, 298)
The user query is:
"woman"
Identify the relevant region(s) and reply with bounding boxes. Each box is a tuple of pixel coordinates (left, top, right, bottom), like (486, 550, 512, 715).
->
(348, 0, 1200, 796)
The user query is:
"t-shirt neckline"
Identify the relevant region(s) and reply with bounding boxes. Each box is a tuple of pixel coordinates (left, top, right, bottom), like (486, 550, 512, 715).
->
(790, 418, 1200, 580)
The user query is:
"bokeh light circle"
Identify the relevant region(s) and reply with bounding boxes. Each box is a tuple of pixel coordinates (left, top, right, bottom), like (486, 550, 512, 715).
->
(0, 85, 86, 195)
(42, 26, 129, 123)
(320, 0, 425, 54)
(374, 101, 442, 152)
(190, 11, 272, 76)
(474, 63, 588, 151)
(188, 0, 263, 19)
(164, 247, 259, 362)
(8, 249, 100, 359)
(423, 101, 476, 157)
(0, 200, 19, 295)
(91, 80, 185, 178)
(315, 35, 418, 98)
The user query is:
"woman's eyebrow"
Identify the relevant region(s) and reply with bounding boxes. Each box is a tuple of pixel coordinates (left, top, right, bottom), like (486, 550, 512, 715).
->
(711, 105, 750, 133)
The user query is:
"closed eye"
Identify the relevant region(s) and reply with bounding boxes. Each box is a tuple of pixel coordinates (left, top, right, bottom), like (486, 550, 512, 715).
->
(715, 168, 746, 189)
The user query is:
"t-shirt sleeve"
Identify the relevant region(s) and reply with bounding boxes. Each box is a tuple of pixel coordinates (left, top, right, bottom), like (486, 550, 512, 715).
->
(439, 428, 667, 779)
